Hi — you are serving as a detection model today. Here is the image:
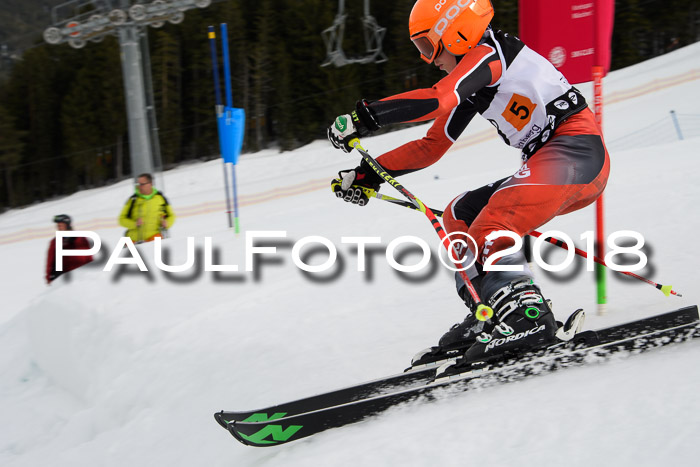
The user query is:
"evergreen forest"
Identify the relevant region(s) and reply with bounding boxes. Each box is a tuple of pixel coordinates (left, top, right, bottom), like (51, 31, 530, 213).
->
(0, 0, 698, 209)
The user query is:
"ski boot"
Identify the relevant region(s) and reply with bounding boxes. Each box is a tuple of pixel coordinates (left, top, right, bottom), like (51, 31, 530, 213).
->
(438, 275, 492, 351)
(463, 277, 558, 364)
(439, 293, 554, 350)
(438, 312, 493, 351)
(411, 311, 495, 368)
(409, 277, 490, 368)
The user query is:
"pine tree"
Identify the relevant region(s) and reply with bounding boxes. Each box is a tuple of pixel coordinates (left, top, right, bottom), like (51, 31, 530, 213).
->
(0, 0, 698, 207)
(491, 0, 518, 35)
(61, 37, 124, 188)
(151, 28, 183, 166)
(612, 0, 653, 69)
(176, 8, 218, 160)
(0, 103, 25, 208)
(248, 0, 275, 151)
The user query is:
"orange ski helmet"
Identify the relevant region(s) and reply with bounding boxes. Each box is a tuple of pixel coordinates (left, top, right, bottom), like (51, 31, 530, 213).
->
(409, 0, 494, 63)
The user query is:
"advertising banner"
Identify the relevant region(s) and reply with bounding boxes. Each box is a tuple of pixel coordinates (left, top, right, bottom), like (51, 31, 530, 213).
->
(519, 0, 614, 84)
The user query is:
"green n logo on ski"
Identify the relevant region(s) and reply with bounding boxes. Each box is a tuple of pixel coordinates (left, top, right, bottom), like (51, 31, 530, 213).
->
(239, 424, 303, 445)
(240, 412, 287, 423)
(234, 413, 303, 445)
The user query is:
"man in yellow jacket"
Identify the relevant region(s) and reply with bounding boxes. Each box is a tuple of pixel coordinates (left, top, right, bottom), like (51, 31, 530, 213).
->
(119, 173, 176, 243)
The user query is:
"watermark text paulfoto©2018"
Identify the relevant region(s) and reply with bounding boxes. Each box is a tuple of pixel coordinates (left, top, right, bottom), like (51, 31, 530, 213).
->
(54, 230, 648, 274)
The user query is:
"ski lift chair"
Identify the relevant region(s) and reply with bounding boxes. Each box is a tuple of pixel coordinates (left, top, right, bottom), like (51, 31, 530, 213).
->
(321, 0, 387, 67)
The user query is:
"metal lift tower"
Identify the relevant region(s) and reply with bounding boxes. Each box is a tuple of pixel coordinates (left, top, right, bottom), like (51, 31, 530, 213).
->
(43, 0, 212, 179)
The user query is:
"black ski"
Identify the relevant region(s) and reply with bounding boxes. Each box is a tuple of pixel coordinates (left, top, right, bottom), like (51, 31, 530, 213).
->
(213, 309, 573, 428)
(217, 305, 699, 447)
(214, 363, 440, 429)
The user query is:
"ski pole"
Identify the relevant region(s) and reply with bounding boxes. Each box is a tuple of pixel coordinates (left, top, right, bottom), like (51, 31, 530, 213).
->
(208, 25, 234, 229)
(365, 188, 444, 216)
(527, 230, 682, 298)
(362, 187, 682, 298)
(348, 139, 494, 322)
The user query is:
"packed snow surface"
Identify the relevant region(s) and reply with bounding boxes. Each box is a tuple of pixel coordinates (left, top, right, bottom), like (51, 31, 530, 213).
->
(1, 43, 699, 466)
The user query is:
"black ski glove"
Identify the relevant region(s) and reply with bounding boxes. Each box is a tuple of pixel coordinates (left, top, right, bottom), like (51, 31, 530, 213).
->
(331, 160, 384, 206)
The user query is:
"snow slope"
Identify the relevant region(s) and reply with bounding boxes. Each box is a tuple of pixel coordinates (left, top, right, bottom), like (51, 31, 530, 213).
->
(1, 43, 699, 467)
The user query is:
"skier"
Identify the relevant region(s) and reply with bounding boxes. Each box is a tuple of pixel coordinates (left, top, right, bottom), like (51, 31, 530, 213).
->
(119, 173, 176, 243)
(45, 214, 93, 284)
(327, 0, 610, 363)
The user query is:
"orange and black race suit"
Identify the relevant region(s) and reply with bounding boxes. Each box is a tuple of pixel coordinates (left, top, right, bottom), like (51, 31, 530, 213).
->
(366, 28, 609, 267)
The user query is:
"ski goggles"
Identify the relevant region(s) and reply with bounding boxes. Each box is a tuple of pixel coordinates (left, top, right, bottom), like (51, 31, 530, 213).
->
(411, 30, 443, 64)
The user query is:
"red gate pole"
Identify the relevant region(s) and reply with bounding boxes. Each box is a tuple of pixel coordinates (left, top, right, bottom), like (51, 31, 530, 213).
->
(593, 0, 607, 315)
